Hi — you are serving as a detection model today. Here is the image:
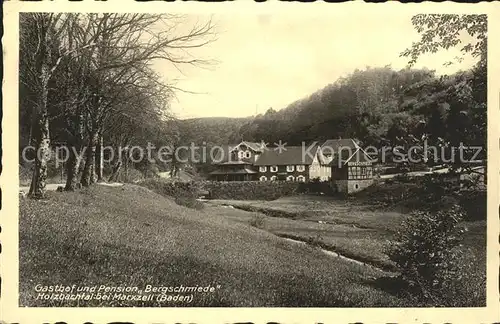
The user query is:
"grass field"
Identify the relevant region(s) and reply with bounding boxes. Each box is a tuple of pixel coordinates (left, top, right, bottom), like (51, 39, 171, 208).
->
(206, 194, 486, 276)
(20, 184, 411, 307)
(206, 195, 407, 270)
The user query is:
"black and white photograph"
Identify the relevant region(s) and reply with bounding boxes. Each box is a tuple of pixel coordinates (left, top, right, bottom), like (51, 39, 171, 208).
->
(3, 2, 497, 318)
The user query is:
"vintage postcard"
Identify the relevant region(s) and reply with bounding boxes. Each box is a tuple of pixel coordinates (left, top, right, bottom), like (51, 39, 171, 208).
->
(1, 0, 499, 323)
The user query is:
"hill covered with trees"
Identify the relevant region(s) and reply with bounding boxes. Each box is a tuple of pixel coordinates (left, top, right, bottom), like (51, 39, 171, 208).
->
(178, 117, 250, 146)
(187, 14, 486, 176)
(225, 64, 485, 151)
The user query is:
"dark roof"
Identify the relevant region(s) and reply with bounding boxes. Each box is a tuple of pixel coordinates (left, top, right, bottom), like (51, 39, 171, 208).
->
(240, 141, 265, 152)
(320, 139, 359, 155)
(254, 146, 319, 166)
(219, 160, 252, 165)
(212, 139, 366, 167)
(329, 148, 374, 167)
(209, 166, 257, 175)
(211, 144, 257, 164)
(211, 141, 265, 164)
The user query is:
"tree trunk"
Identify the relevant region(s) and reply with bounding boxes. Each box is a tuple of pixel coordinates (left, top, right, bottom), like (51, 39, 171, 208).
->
(95, 132, 104, 182)
(124, 156, 129, 182)
(28, 17, 53, 199)
(65, 146, 82, 191)
(108, 161, 122, 182)
(65, 110, 84, 190)
(81, 130, 98, 187)
(28, 110, 50, 199)
(65, 150, 77, 190)
(28, 70, 51, 199)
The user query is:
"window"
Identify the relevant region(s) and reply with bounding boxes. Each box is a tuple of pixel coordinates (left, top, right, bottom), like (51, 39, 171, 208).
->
(270, 176, 277, 181)
(286, 175, 295, 181)
(286, 165, 295, 172)
(238, 151, 251, 159)
(348, 166, 373, 180)
(270, 166, 278, 173)
(259, 176, 267, 181)
(297, 175, 306, 182)
(259, 166, 267, 172)
(348, 166, 357, 179)
(296, 165, 305, 172)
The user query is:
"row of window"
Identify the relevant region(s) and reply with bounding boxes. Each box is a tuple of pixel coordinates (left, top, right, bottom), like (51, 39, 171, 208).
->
(259, 165, 306, 173)
(310, 165, 330, 172)
(237, 151, 252, 159)
(260, 175, 306, 182)
(347, 166, 373, 180)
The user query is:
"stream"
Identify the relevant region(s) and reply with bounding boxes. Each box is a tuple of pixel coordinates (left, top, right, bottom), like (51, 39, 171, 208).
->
(280, 237, 387, 272)
(204, 200, 392, 273)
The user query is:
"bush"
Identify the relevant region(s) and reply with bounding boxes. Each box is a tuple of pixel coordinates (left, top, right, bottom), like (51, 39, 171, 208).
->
(136, 162, 160, 179)
(459, 190, 486, 221)
(174, 196, 205, 210)
(139, 179, 201, 199)
(204, 181, 299, 200)
(138, 179, 205, 209)
(297, 179, 335, 195)
(388, 205, 470, 305)
(393, 174, 412, 183)
(20, 163, 33, 186)
(306, 233, 325, 248)
(249, 213, 266, 229)
(118, 168, 145, 183)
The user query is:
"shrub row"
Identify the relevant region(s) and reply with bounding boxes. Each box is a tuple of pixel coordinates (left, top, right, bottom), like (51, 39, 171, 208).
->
(204, 180, 337, 200)
(203, 181, 300, 200)
(297, 179, 335, 195)
(139, 179, 201, 198)
(355, 174, 486, 220)
(138, 179, 205, 209)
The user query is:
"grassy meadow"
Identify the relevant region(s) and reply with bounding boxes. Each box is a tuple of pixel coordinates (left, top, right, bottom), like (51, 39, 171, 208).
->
(20, 184, 412, 307)
(206, 194, 486, 274)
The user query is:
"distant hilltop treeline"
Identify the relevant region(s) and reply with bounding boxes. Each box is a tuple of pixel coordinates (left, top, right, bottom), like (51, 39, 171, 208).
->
(180, 65, 486, 154)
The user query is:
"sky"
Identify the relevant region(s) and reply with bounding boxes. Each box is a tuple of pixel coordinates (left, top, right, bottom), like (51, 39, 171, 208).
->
(153, 13, 478, 119)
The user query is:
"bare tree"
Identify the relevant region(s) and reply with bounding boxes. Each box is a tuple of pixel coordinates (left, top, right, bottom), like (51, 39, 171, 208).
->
(74, 13, 216, 186)
(103, 71, 173, 182)
(20, 13, 94, 198)
(21, 13, 216, 195)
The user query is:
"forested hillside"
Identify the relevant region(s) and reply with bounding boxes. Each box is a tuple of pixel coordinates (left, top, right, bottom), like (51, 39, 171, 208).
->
(178, 117, 250, 146)
(183, 14, 486, 175)
(225, 65, 485, 150)
(191, 14, 487, 175)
